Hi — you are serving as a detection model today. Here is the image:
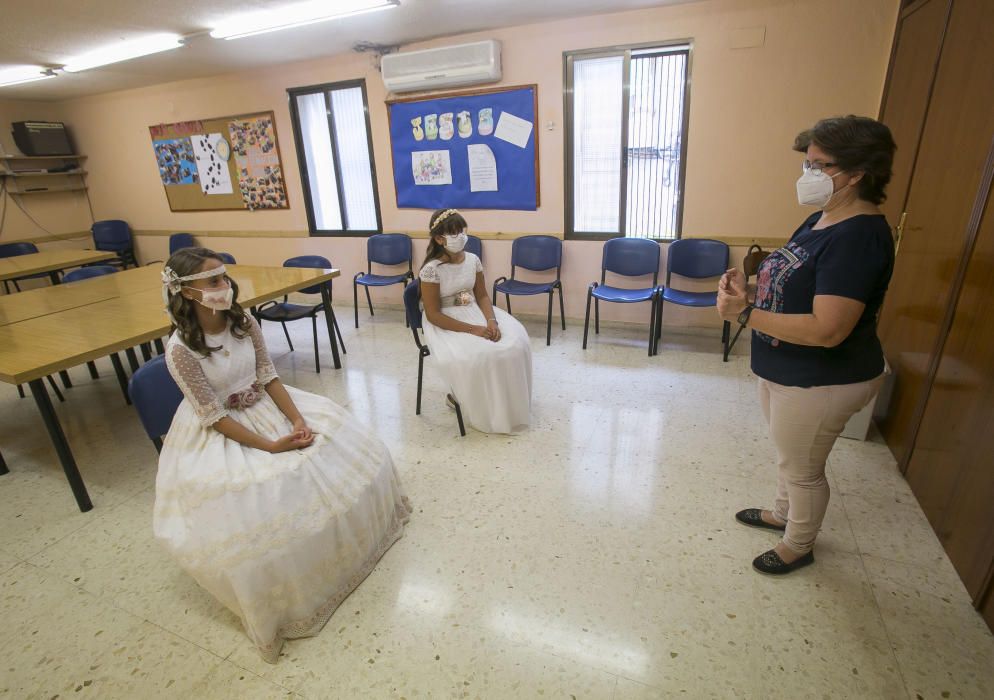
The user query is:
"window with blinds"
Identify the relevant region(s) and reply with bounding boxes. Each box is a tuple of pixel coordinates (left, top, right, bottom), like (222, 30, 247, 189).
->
(288, 80, 382, 235)
(565, 43, 690, 240)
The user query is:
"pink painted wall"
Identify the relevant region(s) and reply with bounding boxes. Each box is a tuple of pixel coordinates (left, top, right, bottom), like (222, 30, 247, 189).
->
(12, 0, 900, 326)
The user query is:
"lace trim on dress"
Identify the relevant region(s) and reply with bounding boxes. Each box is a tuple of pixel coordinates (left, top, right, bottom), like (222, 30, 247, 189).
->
(247, 316, 279, 385)
(419, 262, 440, 283)
(166, 343, 228, 428)
(252, 497, 413, 663)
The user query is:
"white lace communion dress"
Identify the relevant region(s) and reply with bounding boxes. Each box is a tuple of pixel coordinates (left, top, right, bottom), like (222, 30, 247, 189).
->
(154, 316, 411, 663)
(419, 252, 532, 433)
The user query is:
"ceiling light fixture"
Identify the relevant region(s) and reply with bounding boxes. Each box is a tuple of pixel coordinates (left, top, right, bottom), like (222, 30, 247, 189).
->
(62, 34, 184, 73)
(0, 66, 56, 88)
(209, 0, 399, 41)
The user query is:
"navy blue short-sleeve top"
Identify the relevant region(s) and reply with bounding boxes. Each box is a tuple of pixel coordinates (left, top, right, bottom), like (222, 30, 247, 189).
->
(750, 212, 894, 387)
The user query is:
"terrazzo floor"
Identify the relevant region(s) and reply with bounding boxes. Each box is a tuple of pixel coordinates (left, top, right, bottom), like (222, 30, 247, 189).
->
(2, 307, 993, 699)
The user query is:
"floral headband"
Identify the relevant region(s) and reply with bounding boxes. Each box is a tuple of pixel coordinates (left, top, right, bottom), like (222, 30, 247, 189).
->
(430, 208, 461, 233)
(161, 264, 228, 321)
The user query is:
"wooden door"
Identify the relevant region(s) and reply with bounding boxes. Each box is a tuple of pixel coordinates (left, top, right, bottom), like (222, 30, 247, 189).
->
(905, 159, 994, 601)
(876, 0, 992, 468)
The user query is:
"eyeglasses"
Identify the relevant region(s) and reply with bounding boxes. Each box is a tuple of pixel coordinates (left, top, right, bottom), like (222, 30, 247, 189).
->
(802, 160, 838, 175)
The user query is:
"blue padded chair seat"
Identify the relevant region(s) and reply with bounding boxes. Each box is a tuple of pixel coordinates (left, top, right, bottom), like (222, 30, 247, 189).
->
(356, 272, 410, 287)
(255, 302, 319, 322)
(591, 285, 656, 304)
(660, 288, 718, 307)
(494, 279, 556, 296)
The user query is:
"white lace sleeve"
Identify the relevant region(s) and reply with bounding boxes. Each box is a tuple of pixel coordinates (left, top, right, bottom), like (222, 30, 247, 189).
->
(419, 262, 440, 283)
(165, 343, 228, 428)
(246, 316, 279, 385)
(473, 253, 483, 273)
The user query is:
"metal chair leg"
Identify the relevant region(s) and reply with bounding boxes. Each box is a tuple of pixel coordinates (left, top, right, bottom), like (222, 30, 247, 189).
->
(364, 285, 374, 317)
(125, 347, 140, 373)
(648, 296, 657, 357)
(311, 315, 320, 373)
(154, 338, 166, 355)
(582, 289, 593, 349)
(140, 342, 152, 362)
(152, 437, 163, 453)
(59, 370, 72, 389)
(333, 314, 346, 354)
(46, 375, 65, 403)
(453, 398, 466, 437)
(505, 294, 512, 314)
(17, 384, 25, 399)
(280, 322, 294, 351)
(722, 320, 731, 362)
(0, 448, 7, 475)
(110, 353, 131, 406)
(86, 361, 100, 379)
(595, 298, 600, 335)
(558, 284, 566, 330)
(545, 291, 553, 346)
(416, 352, 425, 415)
(353, 281, 360, 328)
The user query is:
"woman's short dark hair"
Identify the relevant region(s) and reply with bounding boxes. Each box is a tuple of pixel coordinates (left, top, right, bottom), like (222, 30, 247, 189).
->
(793, 115, 896, 205)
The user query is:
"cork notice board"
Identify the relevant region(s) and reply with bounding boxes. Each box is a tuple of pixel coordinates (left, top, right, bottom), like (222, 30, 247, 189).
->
(148, 111, 289, 212)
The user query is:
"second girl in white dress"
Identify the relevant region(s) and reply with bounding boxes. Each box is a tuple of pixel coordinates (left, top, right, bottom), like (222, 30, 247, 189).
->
(419, 209, 532, 433)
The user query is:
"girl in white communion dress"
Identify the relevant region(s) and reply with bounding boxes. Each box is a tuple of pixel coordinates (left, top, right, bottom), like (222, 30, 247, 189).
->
(418, 209, 533, 433)
(154, 247, 411, 663)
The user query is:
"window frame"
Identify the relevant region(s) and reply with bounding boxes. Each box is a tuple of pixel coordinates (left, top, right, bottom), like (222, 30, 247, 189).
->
(287, 78, 384, 237)
(563, 40, 693, 241)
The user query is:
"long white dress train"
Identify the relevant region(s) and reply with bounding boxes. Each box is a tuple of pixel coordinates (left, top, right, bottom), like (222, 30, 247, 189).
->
(419, 252, 532, 433)
(153, 316, 411, 663)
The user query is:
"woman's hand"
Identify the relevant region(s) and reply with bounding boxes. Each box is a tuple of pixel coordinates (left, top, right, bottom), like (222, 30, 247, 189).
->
(269, 430, 315, 453)
(486, 319, 501, 342)
(469, 325, 495, 340)
(717, 286, 749, 323)
(292, 417, 313, 442)
(720, 268, 747, 296)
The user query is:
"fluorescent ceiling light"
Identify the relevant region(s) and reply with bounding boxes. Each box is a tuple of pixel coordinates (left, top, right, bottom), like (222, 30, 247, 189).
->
(0, 66, 56, 88)
(210, 0, 399, 40)
(62, 34, 184, 73)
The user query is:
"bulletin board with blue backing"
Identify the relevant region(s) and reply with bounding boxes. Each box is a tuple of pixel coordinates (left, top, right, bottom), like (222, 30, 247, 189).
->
(386, 84, 539, 211)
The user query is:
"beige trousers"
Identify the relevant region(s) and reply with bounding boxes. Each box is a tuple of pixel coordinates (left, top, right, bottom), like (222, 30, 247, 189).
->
(758, 374, 884, 555)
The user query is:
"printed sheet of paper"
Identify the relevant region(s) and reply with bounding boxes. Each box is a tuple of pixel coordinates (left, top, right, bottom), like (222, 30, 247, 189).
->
(493, 111, 533, 148)
(191, 133, 233, 195)
(412, 150, 452, 185)
(467, 143, 498, 192)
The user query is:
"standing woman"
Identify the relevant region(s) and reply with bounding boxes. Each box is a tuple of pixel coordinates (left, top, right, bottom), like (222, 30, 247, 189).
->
(718, 116, 896, 575)
(419, 208, 532, 433)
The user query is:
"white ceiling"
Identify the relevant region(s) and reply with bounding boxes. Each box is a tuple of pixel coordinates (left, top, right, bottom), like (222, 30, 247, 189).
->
(0, 0, 699, 102)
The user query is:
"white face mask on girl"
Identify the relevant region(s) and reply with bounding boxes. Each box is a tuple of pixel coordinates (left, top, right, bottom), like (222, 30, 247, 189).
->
(186, 284, 233, 312)
(444, 232, 468, 253)
(796, 167, 849, 207)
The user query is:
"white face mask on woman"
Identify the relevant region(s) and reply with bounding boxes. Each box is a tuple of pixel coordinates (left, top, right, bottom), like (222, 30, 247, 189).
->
(796, 166, 849, 208)
(444, 232, 468, 253)
(186, 284, 233, 312)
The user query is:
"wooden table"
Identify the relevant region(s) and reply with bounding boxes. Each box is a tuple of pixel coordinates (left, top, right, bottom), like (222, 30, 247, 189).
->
(0, 264, 342, 511)
(0, 249, 115, 283)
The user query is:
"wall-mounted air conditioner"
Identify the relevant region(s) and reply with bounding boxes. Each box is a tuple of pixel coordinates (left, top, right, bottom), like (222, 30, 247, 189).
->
(382, 40, 501, 93)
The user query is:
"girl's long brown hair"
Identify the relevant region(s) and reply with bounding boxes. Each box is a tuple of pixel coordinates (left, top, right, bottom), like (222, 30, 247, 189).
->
(422, 208, 468, 268)
(165, 247, 251, 357)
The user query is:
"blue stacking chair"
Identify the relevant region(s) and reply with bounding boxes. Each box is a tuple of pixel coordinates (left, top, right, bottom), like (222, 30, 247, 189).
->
(62, 265, 119, 283)
(255, 255, 345, 373)
(403, 279, 465, 437)
(492, 235, 565, 345)
(128, 355, 184, 453)
(91, 220, 137, 268)
(0, 242, 55, 292)
(583, 238, 661, 356)
(464, 234, 483, 261)
(169, 233, 196, 255)
(353, 233, 413, 328)
(61, 264, 140, 402)
(215, 252, 237, 264)
(653, 239, 732, 361)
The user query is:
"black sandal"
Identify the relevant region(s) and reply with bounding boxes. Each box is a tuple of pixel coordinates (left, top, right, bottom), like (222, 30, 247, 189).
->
(752, 548, 814, 575)
(735, 508, 786, 532)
